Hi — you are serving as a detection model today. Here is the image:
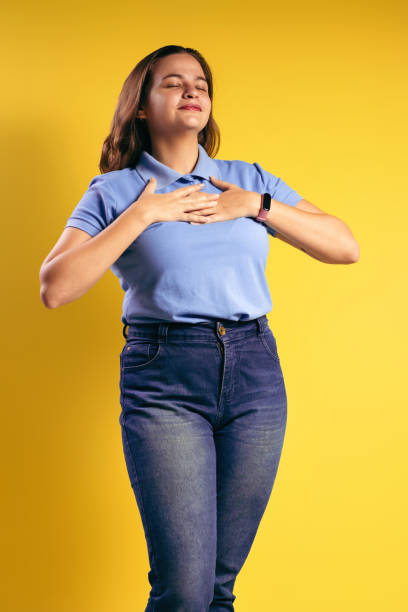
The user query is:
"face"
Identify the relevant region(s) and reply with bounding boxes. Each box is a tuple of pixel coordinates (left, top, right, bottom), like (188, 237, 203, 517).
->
(137, 53, 211, 137)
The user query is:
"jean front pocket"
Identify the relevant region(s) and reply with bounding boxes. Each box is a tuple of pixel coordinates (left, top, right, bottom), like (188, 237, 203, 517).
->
(259, 328, 281, 363)
(120, 338, 161, 370)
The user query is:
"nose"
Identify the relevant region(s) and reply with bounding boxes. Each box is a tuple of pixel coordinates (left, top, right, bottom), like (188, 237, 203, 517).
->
(183, 85, 200, 95)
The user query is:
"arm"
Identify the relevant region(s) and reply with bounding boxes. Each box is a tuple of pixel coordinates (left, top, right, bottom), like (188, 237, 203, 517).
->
(39, 204, 151, 309)
(248, 194, 360, 264)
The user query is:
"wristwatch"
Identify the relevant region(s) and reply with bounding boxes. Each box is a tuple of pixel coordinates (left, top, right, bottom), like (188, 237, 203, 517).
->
(255, 193, 272, 223)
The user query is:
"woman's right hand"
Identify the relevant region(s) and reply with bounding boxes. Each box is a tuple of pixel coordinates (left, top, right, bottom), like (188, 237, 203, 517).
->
(133, 177, 220, 225)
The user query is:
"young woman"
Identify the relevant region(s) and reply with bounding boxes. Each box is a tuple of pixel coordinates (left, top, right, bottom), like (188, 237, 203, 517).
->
(40, 45, 359, 611)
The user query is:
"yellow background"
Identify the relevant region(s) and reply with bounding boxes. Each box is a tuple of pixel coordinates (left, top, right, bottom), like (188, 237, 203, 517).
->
(2, 0, 407, 610)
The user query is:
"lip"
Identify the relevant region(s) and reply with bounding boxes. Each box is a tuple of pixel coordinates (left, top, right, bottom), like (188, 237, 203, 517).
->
(179, 105, 201, 111)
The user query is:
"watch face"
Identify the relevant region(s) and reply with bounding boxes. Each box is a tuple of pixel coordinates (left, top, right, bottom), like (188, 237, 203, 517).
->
(263, 193, 272, 210)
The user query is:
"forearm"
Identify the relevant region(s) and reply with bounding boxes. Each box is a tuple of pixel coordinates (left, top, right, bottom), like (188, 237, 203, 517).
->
(248, 192, 359, 263)
(41, 205, 151, 308)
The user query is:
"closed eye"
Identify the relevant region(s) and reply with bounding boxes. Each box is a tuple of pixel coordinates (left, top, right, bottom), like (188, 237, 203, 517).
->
(166, 85, 207, 91)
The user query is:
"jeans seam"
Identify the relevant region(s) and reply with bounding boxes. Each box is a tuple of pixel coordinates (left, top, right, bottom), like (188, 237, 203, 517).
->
(259, 331, 286, 426)
(122, 415, 161, 608)
(122, 342, 162, 370)
(259, 331, 280, 363)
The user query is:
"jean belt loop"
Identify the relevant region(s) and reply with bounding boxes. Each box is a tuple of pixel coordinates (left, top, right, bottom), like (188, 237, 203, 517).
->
(122, 321, 129, 340)
(158, 322, 168, 343)
(255, 317, 263, 334)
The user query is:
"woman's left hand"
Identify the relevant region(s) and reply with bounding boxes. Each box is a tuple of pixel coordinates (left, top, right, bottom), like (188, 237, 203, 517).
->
(190, 176, 260, 224)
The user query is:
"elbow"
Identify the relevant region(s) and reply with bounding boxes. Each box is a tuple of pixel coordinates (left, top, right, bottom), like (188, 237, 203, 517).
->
(317, 240, 360, 265)
(39, 265, 61, 309)
(329, 223, 360, 264)
(40, 285, 60, 309)
(334, 236, 359, 264)
(345, 240, 360, 264)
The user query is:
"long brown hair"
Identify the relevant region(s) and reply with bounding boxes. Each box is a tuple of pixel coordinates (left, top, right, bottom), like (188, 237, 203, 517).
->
(99, 45, 221, 174)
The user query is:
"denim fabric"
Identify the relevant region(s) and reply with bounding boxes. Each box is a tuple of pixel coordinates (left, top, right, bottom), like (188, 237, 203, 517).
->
(118, 315, 287, 611)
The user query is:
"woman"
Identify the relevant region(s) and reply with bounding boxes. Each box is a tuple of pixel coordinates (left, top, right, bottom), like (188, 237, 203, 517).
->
(40, 45, 359, 611)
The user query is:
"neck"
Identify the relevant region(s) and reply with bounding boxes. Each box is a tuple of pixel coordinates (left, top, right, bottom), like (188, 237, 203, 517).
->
(149, 136, 200, 175)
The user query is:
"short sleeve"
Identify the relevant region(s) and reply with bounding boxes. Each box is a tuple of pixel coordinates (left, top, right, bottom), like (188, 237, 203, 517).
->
(64, 175, 117, 237)
(253, 162, 302, 237)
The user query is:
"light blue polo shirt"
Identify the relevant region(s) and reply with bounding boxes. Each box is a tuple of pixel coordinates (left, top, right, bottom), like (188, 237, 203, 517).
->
(65, 143, 302, 324)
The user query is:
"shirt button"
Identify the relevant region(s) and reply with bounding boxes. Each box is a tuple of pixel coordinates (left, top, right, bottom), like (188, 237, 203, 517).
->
(219, 325, 226, 335)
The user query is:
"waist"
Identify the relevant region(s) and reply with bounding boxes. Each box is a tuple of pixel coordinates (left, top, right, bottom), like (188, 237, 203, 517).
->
(123, 315, 270, 343)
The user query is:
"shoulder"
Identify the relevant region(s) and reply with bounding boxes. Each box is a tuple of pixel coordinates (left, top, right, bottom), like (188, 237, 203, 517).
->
(86, 167, 145, 205)
(87, 167, 137, 191)
(214, 155, 302, 207)
(212, 158, 269, 191)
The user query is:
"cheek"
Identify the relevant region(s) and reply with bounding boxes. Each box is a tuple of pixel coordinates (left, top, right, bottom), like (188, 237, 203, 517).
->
(203, 98, 212, 114)
(149, 92, 174, 113)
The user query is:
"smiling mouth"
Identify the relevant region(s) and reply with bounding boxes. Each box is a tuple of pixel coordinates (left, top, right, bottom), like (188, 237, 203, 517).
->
(179, 107, 201, 111)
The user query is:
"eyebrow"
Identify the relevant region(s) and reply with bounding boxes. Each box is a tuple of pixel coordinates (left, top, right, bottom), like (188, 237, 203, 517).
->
(161, 73, 208, 84)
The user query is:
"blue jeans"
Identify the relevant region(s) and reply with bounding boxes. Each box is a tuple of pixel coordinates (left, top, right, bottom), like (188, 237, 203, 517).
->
(118, 315, 287, 611)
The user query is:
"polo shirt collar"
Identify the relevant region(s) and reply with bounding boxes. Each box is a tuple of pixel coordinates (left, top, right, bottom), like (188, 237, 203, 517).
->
(135, 143, 220, 190)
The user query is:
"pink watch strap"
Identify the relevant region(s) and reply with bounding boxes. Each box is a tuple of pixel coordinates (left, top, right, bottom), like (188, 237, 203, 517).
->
(256, 194, 268, 223)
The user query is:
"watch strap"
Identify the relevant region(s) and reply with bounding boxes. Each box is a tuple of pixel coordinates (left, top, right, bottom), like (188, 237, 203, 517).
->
(256, 193, 272, 223)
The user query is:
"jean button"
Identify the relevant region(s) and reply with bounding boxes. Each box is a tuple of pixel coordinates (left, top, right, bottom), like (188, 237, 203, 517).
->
(219, 325, 226, 335)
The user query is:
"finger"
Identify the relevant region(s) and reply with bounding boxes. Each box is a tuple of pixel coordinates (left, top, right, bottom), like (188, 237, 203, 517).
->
(189, 217, 209, 224)
(186, 199, 219, 212)
(192, 193, 219, 203)
(188, 211, 214, 224)
(186, 194, 219, 207)
(209, 176, 235, 190)
(210, 176, 230, 184)
(196, 205, 218, 213)
(143, 176, 156, 192)
(179, 182, 205, 195)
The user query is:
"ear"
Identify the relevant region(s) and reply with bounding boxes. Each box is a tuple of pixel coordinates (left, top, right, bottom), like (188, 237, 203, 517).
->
(136, 109, 147, 120)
